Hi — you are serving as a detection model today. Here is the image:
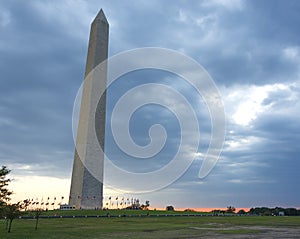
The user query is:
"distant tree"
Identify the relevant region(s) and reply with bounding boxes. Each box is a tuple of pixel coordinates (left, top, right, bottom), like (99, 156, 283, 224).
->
(249, 207, 275, 216)
(249, 207, 260, 215)
(226, 206, 236, 213)
(4, 203, 22, 233)
(263, 207, 272, 216)
(32, 208, 43, 230)
(139, 200, 150, 210)
(284, 208, 298, 216)
(237, 209, 246, 215)
(166, 205, 174, 211)
(184, 208, 195, 212)
(211, 209, 221, 215)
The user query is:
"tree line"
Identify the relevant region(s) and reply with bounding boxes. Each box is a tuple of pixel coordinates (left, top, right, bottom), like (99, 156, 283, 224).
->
(249, 207, 300, 216)
(210, 206, 300, 216)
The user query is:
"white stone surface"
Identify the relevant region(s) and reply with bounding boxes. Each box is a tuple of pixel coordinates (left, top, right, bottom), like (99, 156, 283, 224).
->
(69, 9, 108, 209)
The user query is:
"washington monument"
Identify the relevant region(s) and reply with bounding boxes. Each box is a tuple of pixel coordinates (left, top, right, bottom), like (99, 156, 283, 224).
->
(69, 9, 108, 209)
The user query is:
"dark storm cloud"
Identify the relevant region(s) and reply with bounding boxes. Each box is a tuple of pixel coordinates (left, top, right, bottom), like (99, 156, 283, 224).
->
(0, 0, 88, 175)
(102, 0, 300, 87)
(106, 0, 300, 208)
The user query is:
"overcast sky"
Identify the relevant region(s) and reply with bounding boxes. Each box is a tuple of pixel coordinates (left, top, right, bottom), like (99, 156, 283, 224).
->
(1, 0, 300, 209)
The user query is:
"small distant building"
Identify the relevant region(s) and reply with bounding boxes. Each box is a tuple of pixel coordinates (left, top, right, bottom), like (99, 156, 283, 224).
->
(278, 211, 285, 216)
(60, 204, 75, 210)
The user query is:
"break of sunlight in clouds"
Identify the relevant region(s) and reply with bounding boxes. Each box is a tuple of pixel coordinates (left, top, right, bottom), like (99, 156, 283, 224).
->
(226, 83, 290, 126)
(225, 136, 261, 151)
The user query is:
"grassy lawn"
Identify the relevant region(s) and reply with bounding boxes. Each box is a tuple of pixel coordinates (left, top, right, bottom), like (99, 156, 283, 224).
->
(1, 211, 300, 239)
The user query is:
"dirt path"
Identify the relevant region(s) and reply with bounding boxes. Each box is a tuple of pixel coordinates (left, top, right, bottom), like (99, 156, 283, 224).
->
(189, 225, 300, 238)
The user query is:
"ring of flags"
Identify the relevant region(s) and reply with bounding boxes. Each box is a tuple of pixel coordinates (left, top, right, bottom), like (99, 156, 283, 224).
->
(22, 195, 145, 210)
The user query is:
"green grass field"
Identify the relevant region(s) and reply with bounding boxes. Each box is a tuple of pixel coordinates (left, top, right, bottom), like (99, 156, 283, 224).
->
(1, 210, 300, 238)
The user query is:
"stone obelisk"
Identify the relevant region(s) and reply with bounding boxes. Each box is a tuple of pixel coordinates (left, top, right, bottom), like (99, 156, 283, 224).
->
(69, 9, 108, 209)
